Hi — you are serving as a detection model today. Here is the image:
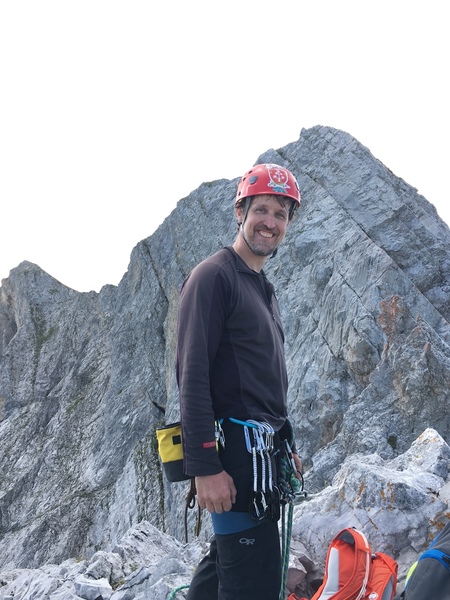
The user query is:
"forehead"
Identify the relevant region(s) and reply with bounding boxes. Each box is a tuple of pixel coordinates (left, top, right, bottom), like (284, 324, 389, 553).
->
(250, 194, 290, 211)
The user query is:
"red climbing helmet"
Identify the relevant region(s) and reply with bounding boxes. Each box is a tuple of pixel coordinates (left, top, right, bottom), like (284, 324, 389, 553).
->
(235, 163, 301, 208)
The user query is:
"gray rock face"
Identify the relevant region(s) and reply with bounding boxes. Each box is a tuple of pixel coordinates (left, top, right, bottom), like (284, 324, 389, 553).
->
(0, 126, 449, 590)
(0, 521, 203, 600)
(0, 430, 447, 599)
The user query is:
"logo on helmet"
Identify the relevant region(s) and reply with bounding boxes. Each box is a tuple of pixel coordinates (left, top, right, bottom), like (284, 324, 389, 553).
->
(266, 165, 291, 195)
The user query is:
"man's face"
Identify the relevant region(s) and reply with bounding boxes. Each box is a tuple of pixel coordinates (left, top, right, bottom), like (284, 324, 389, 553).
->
(237, 195, 290, 257)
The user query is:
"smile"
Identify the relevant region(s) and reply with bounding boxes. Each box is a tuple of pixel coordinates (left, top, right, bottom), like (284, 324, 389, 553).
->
(258, 230, 274, 238)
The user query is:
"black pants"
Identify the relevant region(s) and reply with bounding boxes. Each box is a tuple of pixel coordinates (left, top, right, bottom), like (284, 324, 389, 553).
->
(186, 521, 281, 600)
(186, 419, 282, 600)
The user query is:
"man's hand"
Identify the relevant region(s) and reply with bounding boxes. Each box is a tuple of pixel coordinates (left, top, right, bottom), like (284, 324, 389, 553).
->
(195, 471, 237, 514)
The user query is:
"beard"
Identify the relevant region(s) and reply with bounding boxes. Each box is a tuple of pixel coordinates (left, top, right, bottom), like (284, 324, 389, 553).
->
(241, 228, 280, 257)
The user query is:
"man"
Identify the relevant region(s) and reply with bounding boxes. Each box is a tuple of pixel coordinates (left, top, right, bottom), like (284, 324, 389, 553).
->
(177, 163, 302, 600)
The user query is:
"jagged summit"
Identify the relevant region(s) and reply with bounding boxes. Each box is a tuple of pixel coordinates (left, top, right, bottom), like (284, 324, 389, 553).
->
(0, 126, 449, 597)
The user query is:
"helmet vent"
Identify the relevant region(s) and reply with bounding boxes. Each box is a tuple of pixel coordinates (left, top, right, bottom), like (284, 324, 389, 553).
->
(249, 175, 258, 184)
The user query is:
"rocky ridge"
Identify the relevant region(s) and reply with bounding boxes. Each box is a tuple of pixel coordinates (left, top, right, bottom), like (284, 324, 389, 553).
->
(1, 126, 449, 598)
(0, 429, 448, 599)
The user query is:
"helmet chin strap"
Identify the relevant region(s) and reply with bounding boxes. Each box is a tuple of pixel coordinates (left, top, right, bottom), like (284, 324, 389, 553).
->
(241, 198, 252, 226)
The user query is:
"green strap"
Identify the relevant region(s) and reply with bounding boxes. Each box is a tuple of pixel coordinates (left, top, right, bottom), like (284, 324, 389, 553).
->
(279, 502, 294, 600)
(168, 584, 190, 599)
(279, 447, 302, 600)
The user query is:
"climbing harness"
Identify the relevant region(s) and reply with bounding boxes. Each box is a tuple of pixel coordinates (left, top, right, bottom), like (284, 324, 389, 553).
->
(171, 418, 308, 600)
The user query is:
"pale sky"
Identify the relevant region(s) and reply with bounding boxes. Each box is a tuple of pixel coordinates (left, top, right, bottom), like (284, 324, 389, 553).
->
(1, 1, 448, 292)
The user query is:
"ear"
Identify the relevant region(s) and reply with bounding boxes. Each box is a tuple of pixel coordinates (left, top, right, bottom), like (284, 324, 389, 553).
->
(235, 205, 244, 223)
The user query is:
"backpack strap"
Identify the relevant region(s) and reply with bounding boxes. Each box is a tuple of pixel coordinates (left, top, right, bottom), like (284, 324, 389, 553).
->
(312, 528, 371, 600)
(419, 548, 450, 570)
(344, 529, 371, 600)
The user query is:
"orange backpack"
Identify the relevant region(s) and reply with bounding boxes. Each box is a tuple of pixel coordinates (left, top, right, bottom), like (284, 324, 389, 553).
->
(289, 527, 398, 600)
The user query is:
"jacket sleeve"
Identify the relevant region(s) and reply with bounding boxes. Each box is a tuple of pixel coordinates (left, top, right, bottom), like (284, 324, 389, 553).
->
(176, 260, 230, 477)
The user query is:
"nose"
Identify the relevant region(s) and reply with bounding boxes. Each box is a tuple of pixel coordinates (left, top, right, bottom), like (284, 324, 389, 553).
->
(262, 213, 276, 229)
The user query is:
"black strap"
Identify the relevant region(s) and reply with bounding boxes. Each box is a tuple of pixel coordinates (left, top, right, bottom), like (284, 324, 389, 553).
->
(184, 478, 202, 542)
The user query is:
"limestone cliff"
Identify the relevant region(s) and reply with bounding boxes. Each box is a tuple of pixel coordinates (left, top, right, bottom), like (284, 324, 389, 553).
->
(0, 126, 449, 580)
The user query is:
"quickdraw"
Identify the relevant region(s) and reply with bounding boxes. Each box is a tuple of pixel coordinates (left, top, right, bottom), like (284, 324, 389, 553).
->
(235, 419, 280, 523)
